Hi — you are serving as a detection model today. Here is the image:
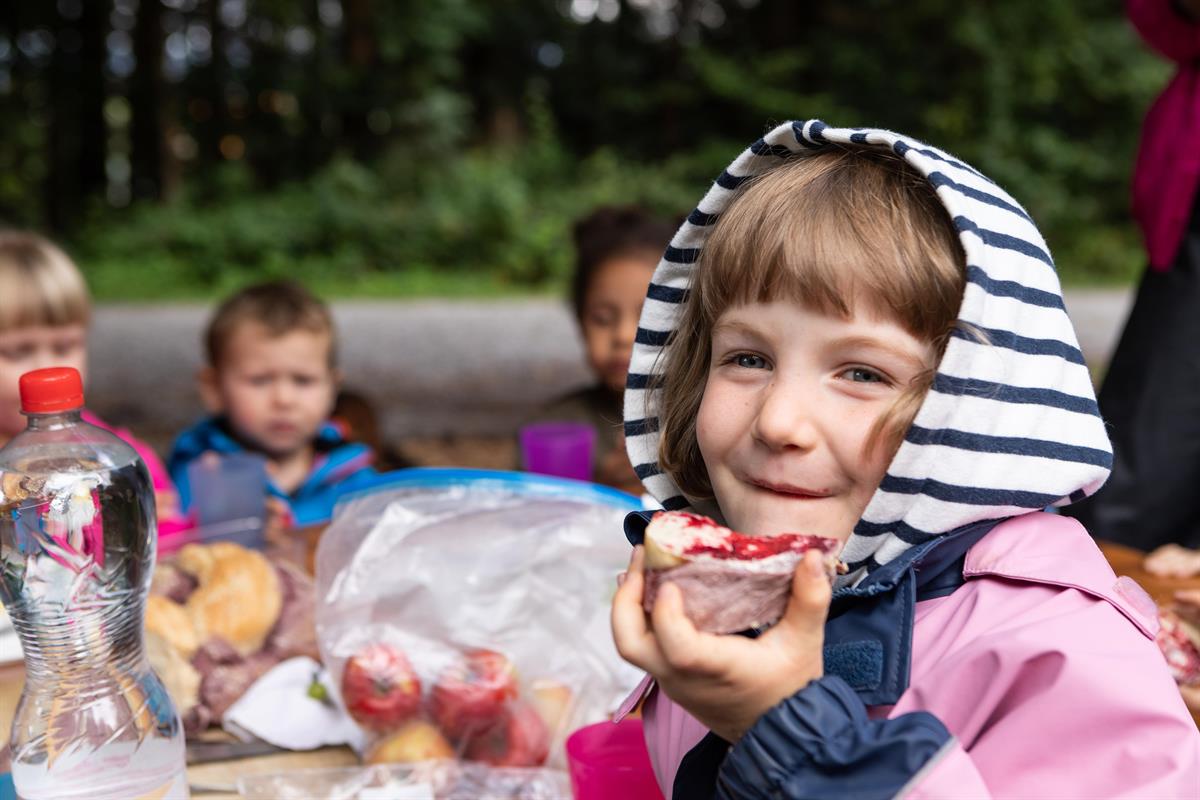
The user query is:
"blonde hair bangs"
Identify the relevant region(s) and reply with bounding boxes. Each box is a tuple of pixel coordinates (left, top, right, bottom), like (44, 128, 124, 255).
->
(0, 232, 91, 332)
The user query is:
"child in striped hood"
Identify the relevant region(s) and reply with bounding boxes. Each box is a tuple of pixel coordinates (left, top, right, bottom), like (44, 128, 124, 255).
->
(610, 122, 1200, 798)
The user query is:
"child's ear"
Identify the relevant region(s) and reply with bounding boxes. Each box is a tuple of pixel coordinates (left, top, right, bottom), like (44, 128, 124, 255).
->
(197, 366, 224, 414)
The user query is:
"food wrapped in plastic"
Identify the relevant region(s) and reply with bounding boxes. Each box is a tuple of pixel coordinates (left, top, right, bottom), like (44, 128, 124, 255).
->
(236, 760, 571, 800)
(315, 468, 644, 767)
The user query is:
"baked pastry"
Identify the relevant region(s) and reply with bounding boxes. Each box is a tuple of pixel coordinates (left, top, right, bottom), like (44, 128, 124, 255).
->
(145, 625, 201, 717)
(177, 542, 283, 656)
(145, 594, 200, 658)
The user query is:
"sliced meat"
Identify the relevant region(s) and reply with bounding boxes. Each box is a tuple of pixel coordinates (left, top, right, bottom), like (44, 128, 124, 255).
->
(150, 563, 198, 604)
(197, 651, 278, 720)
(266, 561, 318, 660)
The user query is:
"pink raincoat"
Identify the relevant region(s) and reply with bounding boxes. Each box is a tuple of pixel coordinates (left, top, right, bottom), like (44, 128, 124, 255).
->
(618, 513, 1200, 797)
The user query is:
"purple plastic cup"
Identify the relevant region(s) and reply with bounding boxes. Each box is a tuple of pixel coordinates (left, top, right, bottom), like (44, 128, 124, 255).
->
(184, 452, 268, 548)
(566, 718, 664, 800)
(519, 421, 596, 481)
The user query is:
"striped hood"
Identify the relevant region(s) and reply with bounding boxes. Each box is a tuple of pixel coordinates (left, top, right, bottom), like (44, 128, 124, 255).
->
(624, 120, 1112, 586)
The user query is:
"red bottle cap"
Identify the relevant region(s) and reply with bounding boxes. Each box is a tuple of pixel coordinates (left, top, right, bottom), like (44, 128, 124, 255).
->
(19, 367, 85, 414)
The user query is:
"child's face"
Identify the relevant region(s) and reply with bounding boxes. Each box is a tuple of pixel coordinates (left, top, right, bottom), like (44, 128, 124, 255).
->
(696, 298, 935, 542)
(581, 255, 657, 394)
(0, 324, 88, 438)
(202, 322, 337, 460)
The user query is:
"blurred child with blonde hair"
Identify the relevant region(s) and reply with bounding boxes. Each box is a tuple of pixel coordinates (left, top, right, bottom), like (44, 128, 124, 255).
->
(0, 231, 189, 545)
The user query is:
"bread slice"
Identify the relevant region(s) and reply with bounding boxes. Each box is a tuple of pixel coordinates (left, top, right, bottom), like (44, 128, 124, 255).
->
(641, 511, 843, 634)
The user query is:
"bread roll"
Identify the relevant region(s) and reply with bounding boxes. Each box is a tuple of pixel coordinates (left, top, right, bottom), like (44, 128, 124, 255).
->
(145, 594, 199, 657)
(145, 626, 201, 717)
(180, 542, 283, 656)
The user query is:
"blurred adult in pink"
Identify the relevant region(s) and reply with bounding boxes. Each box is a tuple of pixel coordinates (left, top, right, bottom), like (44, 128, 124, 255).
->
(1066, 0, 1200, 556)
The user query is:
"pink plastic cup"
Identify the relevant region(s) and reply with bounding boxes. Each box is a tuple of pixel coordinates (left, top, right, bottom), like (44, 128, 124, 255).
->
(566, 718, 664, 800)
(519, 421, 596, 481)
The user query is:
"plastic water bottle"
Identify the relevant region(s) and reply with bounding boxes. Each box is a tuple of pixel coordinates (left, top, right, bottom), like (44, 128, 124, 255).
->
(0, 368, 187, 799)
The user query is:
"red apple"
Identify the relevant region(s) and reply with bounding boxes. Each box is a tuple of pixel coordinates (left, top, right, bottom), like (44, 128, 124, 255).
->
(431, 648, 519, 739)
(340, 642, 422, 732)
(463, 703, 550, 767)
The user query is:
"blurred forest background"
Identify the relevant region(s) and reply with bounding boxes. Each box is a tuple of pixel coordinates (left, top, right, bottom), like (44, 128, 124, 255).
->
(0, 0, 1170, 299)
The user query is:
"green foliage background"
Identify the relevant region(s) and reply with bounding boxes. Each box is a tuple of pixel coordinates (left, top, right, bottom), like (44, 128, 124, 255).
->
(2, 0, 1173, 298)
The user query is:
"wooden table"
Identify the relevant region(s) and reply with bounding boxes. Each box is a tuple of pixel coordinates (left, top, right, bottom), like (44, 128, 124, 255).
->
(1097, 540, 1200, 606)
(186, 745, 357, 798)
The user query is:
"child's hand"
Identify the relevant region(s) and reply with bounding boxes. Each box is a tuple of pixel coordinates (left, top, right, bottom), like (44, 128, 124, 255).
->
(1145, 544, 1200, 578)
(611, 545, 830, 743)
(263, 497, 293, 549)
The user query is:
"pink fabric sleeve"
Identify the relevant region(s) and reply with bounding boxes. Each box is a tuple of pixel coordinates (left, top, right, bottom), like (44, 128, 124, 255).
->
(641, 684, 710, 796)
(897, 582, 1200, 798)
(1127, 0, 1200, 62)
(902, 742, 991, 799)
(904, 728, 1200, 799)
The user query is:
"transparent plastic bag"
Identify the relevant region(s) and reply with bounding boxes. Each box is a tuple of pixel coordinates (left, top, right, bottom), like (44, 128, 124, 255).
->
(236, 760, 571, 800)
(315, 470, 643, 769)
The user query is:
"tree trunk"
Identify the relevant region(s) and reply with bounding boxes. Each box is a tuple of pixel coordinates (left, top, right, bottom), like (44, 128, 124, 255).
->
(45, 1, 109, 232)
(78, 0, 109, 204)
(130, 0, 165, 201)
(340, 0, 375, 157)
(46, 4, 78, 232)
(198, 0, 226, 166)
(303, 0, 332, 168)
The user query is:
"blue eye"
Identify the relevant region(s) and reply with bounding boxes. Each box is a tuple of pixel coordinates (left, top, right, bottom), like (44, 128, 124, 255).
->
(735, 353, 768, 369)
(845, 367, 884, 383)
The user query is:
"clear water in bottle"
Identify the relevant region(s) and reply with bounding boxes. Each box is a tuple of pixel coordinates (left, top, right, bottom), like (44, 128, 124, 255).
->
(0, 368, 186, 799)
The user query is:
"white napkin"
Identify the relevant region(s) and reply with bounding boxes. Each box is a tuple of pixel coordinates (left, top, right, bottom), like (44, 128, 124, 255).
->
(223, 656, 369, 752)
(0, 606, 22, 664)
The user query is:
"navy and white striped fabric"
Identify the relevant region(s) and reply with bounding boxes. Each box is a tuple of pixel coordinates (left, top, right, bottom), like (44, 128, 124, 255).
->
(623, 120, 1112, 587)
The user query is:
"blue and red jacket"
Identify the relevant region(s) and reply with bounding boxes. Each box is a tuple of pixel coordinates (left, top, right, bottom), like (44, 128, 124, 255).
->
(168, 415, 376, 527)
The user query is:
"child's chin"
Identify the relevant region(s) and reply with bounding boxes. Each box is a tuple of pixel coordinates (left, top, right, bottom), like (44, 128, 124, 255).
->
(246, 433, 308, 459)
(746, 508, 839, 538)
